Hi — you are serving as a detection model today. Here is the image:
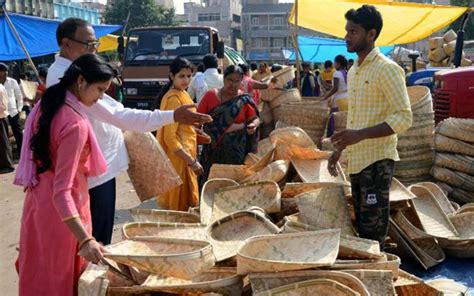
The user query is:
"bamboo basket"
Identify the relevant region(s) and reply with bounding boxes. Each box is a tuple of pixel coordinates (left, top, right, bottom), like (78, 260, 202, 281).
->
(397, 145, 432, 159)
(331, 253, 401, 279)
(455, 203, 474, 215)
(394, 270, 441, 296)
(398, 123, 434, 138)
(200, 178, 239, 225)
(333, 111, 348, 131)
(257, 138, 275, 157)
(428, 37, 444, 49)
(209, 181, 281, 223)
(248, 148, 274, 172)
(282, 181, 351, 198)
(415, 182, 456, 216)
(277, 102, 330, 127)
(296, 187, 356, 236)
(431, 166, 474, 191)
(409, 184, 459, 238)
(443, 29, 457, 43)
(129, 209, 200, 224)
(397, 134, 432, 147)
(274, 142, 328, 161)
(244, 153, 260, 166)
(390, 178, 417, 202)
(433, 134, 474, 156)
(121, 222, 206, 240)
(342, 269, 396, 296)
(104, 238, 215, 280)
(291, 158, 346, 183)
(436, 117, 474, 143)
(434, 152, 474, 175)
(208, 164, 254, 182)
(269, 88, 301, 109)
(450, 212, 474, 239)
(407, 86, 433, 114)
(254, 279, 359, 296)
(78, 264, 109, 296)
(124, 131, 182, 202)
(272, 66, 295, 86)
(249, 270, 369, 296)
(428, 48, 447, 63)
(240, 160, 290, 184)
(207, 211, 280, 262)
(437, 236, 474, 258)
(443, 40, 456, 56)
(450, 187, 474, 204)
(236, 229, 340, 275)
(269, 127, 315, 148)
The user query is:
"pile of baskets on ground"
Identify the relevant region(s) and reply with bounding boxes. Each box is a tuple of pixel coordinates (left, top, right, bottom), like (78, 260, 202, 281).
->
(431, 118, 474, 204)
(395, 86, 435, 185)
(428, 29, 472, 67)
(79, 127, 471, 296)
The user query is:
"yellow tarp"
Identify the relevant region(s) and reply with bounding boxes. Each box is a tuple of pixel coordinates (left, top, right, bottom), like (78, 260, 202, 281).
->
(289, 0, 469, 46)
(98, 34, 119, 52)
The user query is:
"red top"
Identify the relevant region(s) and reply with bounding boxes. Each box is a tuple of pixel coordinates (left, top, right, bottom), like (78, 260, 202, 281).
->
(197, 89, 256, 124)
(241, 75, 261, 106)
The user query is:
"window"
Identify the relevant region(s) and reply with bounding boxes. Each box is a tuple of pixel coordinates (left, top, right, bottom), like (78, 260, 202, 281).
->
(198, 13, 221, 22)
(273, 17, 284, 26)
(251, 17, 260, 26)
(255, 38, 265, 48)
(273, 38, 284, 48)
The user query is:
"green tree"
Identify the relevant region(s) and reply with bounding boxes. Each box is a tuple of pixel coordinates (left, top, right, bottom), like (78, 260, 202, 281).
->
(448, 0, 473, 40)
(104, 0, 176, 34)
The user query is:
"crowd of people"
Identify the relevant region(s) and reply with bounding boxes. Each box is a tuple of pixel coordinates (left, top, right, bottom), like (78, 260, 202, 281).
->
(4, 4, 414, 295)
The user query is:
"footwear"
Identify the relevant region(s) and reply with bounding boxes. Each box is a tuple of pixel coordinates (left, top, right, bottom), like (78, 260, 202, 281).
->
(0, 167, 14, 174)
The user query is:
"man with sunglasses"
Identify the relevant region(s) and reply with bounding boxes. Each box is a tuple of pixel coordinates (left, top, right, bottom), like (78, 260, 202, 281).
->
(44, 18, 212, 246)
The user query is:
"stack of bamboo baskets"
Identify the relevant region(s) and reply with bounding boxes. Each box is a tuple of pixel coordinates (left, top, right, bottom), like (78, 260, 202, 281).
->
(395, 86, 435, 185)
(431, 118, 474, 204)
(428, 29, 472, 67)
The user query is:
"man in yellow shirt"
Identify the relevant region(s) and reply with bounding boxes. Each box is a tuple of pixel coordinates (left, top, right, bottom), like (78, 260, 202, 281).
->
(328, 5, 412, 248)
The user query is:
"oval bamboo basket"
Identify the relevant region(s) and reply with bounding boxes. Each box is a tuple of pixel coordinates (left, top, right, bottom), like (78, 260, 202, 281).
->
(236, 229, 341, 275)
(240, 160, 290, 184)
(129, 209, 200, 224)
(122, 222, 206, 240)
(390, 178, 418, 202)
(436, 118, 474, 143)
(208, 164, 254, 182)
(207, 211, 280, 262)
(104, 238, 215, 280)
(434, 152, 474, 175)
(407, 86, 433, 114)
(431, 166, 474, 192)
(332, 253, 401, 279)
(433, 134, 474, 156)
(269, 88, 301, 109)
(277, 102, 330, 127)
(342, 269, 396, 296)
(296, 187, 356, 236)
(415, 182, 456, 216)
(255, 279, 359, 296)
(200, 178, 239, 225)
(208, 181, 281, 223)
(291, 158, 347, 183)
(249, 270, 369, 296)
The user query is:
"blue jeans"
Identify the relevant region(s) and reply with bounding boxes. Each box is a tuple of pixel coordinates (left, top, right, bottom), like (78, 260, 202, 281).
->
(89, 178, 116, 245)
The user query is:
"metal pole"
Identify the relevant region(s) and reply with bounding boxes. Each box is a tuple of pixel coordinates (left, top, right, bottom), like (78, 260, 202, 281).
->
(2, 6, 39, 79)
(294, 0, 301, 92)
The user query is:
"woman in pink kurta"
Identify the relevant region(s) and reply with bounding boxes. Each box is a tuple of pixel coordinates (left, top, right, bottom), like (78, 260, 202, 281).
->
(14, 54, 115, 296)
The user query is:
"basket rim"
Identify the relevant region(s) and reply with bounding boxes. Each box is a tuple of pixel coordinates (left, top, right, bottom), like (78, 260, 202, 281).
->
(122, 222, 205, 239)
(129, 208, 200, 218)
(200, 178, 240, 225)
(254, 278, 359, 296)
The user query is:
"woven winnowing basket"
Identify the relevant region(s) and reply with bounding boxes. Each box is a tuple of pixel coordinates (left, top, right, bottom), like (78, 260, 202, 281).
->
(431, 166, 474, 192)
(282, 182, 351, 199)
(272, 66, 296, 86)
(407, 86, 433, 114)
(332, 253, 401, 279)
(269, 88, 302, 109)
(129, 209, 200, 224)
(207, 211, 280, 262)
(104, 238, 215, 280)
(236, 229, 341, 275)
(249, 270, 369, 296)
(240, 160, 290, 184)
(244, 153, 260, 166)
(433, 134, 474, 157)
(208, 164, 254, 182)
(248, 148, 275, 172)
(409, 184, 459, 238)
(122, 222, 206, 240)
(342, 269, 396, 296)
(254, 279, 360, 296)
(269, 126, 316, 148)
(434, 152, 474, 175)
(123, 131, 182, 202)
(291, 158, 347, 183)
(278, 101, 330, 127)
(296, 187, 356, 236)
(436, 117, 474, 143)
(200, 178, 239, 225)
(274, 121, 325, 144)
(394, 270, 441, 296)
(450, 212, 474, 239)
(415, 182, 456, 216)
(209, 181, 281, 223)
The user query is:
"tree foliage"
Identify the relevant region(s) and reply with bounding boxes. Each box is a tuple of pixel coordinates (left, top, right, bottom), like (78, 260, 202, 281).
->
(448, 0, 473, 40)
(104, 0, 176, 34)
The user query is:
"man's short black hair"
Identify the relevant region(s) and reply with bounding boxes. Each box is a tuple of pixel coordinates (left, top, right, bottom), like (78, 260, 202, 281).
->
(250, 62, 258, 71)
(348, 59, 354, 63)
(203, 54, 218, 69)
(324, 60, 333, 69)
(56, 18, 90, 46)
(239, 63, 249, 73)
(0, 62, 8, 72)
(345, 5, 383, 41)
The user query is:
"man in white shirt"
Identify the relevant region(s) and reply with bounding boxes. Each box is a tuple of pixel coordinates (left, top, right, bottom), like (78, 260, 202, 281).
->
(0, 63, 23, 154)
(0, 83, 14, 173)
(187, 54, 223, 104)
(46, 18, 211, 245)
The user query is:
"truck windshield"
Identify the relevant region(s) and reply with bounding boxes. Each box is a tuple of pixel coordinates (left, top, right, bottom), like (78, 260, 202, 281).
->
(124, 28, 211, 65)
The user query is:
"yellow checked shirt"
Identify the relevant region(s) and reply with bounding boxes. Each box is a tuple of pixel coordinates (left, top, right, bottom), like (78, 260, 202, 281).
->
(345, 47, 412, 175)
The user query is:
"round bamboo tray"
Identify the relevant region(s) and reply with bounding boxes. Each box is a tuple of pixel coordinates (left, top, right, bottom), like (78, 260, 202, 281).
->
(208, 164, 254, 182)
(104, 238, 215, 280)
(269, 88, 301, 109)
(249, 270, 369, 296)
(296, 187, 356, 236)
(433, 134, 474, 156)
(200, 178, 239, 225)
(236, 229, 341, 275)
(277, 102, 330, 127)
(208, 181, 281, 223)
(207, 211, 280, 262)
(255, 279, 359, 296)
(122, 222, 206, 240)
(431, 166, 474, 192)
(240, 160, 290, 184)
(129, 209, 200, 224)
(341, 269, 396, 296)
(332, 253, 401, 279)
(415, 182, 456, 216)
(434, 152, 474, 175)
(407, 86, 433, 114)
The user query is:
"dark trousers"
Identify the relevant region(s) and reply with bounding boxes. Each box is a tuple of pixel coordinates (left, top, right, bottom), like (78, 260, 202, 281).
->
(89, 178, 116, 245)
(350, 159, 394, 249)
(0, 117, 14, 170)
(8, 113, 23, 153)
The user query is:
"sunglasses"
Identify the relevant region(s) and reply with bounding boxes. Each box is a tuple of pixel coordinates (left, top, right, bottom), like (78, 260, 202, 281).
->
(69, 37, 101, 50)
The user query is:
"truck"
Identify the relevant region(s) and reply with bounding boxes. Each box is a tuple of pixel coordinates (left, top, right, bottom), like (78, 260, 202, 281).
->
(119, 26, 246, 110)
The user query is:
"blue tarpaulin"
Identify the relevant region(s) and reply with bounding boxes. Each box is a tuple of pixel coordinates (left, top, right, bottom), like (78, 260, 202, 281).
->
(283, 35, 394, 63)
(0, 13, 121, 61)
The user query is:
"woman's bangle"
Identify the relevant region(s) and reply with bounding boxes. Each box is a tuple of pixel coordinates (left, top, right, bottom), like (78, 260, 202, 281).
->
(188, 159, 197, 167)
(79, 237, 95, 250)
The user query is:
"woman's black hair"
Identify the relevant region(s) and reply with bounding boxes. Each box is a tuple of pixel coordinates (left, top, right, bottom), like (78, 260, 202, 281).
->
(324, 60, 333, 69)
(223, 65, 243, 79)
(334, 55, 348, 70)
(239, 63, 249, 74)
(154, 57, 192, 109)
(31, 53, 115, 174)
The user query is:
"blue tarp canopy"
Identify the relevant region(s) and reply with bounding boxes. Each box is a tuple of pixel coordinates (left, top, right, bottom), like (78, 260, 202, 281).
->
(0, 13, 122, 61)
(283, 35, 394, 63)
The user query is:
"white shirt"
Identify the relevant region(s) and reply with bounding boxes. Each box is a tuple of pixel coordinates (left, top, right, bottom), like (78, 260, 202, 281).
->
(47, 55, 175, 189)
(0, 84, 8, 118)
(3, 77, 23, 117)
(333, 70, 348, 100)
(187, 68, 223, 104)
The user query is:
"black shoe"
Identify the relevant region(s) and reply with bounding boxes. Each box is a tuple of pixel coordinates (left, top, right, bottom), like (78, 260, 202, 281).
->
(0, 167, 14, 174)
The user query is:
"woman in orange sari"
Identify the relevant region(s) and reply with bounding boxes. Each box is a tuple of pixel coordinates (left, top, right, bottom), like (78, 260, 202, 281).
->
(155, 57, 203, 211)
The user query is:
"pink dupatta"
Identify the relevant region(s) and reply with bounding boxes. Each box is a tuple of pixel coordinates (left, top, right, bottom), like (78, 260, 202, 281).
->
(14, 91, 107, 188)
